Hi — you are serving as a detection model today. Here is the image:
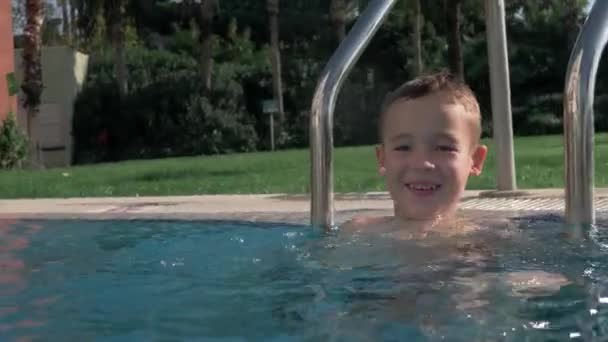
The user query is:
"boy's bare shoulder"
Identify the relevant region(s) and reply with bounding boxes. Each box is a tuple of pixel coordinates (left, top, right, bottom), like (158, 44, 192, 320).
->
(340, 214, 488, 236)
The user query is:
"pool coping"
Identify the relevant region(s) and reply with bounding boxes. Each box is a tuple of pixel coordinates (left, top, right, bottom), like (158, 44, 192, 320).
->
(2, 188, 608, 222)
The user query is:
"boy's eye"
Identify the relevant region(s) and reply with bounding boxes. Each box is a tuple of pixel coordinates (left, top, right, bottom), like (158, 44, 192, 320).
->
(437, 145, 458, 152)
(394, 145, 410, 151)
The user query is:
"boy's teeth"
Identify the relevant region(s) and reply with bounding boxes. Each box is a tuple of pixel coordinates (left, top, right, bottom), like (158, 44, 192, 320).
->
(407, 184, 439, 191)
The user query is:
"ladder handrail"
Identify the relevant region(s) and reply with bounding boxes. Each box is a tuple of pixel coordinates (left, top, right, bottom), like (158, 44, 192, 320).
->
(564, 0, 608, 225)
(309, 0, 398, 230)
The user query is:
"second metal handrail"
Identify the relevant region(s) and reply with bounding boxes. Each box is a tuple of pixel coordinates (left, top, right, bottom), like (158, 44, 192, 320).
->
(564, 0, 608, 225)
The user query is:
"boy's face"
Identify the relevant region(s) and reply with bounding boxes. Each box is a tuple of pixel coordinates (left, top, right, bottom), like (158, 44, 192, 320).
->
(376, 91, 487, 221)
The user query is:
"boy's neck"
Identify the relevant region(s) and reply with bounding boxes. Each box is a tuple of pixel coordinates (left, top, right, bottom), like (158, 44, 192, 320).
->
(393, 208, 460, 234)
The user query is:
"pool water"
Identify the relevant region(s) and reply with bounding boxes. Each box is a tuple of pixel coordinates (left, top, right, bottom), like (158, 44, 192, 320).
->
(1, 218, 608, 341)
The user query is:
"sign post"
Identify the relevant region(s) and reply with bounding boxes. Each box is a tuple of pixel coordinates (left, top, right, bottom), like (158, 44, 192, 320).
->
(262, 99, 278, 151)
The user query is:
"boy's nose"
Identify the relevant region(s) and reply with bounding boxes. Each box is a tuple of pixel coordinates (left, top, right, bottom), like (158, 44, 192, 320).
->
(409, 152, 435, 170)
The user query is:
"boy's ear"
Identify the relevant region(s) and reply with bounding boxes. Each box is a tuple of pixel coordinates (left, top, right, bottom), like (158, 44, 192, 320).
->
(375, 145, 386, 176)
(470, 144, 488, 176)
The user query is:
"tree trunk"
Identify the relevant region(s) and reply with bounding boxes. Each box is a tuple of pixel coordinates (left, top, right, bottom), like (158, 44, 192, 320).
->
(181, 0, 193, 26)
(412, 0, 423, 76)
(446, 0, 464, 80)
(22, 0, 45, 138)
(266, 0, 284, 123)
(200, 0, 216, 90)
(60, 0, 71, 42)
(564, 0, 581, 48)
(330, 0, 346, 46)
(107, 1, 128, 96)
(70, 0, 77, 40)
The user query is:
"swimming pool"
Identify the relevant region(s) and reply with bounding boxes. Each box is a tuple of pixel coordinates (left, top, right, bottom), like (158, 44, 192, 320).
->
(1, 217, 608, 340)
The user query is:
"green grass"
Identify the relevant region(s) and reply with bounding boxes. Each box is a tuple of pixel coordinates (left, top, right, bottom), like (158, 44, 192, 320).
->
(2, 134, 608, 198)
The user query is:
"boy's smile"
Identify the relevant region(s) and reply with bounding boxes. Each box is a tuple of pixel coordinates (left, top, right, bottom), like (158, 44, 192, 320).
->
(406, 183, 441, 195)
(376, 91, 487, 221)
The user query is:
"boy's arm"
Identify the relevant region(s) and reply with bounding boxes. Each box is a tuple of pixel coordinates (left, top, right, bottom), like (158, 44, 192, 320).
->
(503, 270, 570, 297)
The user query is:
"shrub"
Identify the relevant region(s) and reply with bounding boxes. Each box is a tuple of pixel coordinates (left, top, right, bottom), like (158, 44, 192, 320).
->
(0, 112, 29, 169)
(178, 93, 257, 154)
(72, 49, 258, 163)
(86, 46, 199, 92)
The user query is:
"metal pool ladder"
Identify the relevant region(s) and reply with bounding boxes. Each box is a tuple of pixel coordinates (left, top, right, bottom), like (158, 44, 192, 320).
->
(309, 0, 608, 229)
(564, 0, 608, 225)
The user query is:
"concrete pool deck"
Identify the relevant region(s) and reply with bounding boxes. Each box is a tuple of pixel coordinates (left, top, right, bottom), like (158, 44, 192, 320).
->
(2, 188, 608, 222)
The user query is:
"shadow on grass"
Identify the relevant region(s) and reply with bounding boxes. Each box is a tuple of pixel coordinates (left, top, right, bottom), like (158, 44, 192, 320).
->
(133, 168, 247, 182)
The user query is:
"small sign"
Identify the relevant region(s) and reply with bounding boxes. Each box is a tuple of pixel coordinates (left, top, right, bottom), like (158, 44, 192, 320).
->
(6, 73, 18, 96)
(262, 99, 278, 114)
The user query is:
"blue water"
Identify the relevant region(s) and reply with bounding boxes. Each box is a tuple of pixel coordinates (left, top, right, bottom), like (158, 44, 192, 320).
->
(1, 218, 608, 341)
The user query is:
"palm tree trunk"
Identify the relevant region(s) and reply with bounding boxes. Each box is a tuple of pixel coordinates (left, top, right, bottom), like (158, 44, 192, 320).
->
(107, 1, 128, 96)
(266, 0, 284, 123)
(446, 0, 464, 80)
(22, 0, 45, 139)
(60, 0, 71, 42)
(412, 0, 423, 76)
(181, 0, 193, 26)
(330, 0, 346, 46)
(564, 0, 581, 48)
(200, 0, 216, 90)
(69, 0, 77, 41)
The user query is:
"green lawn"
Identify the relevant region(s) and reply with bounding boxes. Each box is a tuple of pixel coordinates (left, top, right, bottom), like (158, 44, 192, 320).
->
(2, 134, 608, 198)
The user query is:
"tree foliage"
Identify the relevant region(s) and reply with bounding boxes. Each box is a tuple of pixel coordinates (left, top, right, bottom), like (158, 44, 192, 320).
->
(35, 0, 602, 163)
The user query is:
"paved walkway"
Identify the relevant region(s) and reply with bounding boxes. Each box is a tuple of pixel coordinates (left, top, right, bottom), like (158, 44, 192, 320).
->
(1, 189, 608, 221)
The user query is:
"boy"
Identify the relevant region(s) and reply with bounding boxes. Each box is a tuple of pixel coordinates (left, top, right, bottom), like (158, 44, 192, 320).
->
(343, 71, 487, 236)
(340, 71, 569, 298)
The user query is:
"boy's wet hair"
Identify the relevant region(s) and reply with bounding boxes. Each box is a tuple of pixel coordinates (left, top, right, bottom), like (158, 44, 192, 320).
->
(379, 71, 481, 141)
